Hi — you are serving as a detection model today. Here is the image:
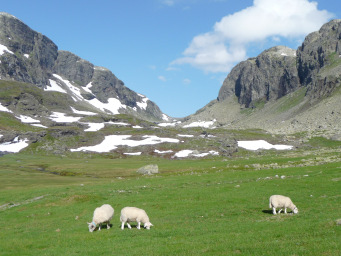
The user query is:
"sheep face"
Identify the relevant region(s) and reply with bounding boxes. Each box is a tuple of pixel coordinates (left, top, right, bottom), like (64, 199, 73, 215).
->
(293, 207, 299, 214)
(88, 222, 96, 232)
(144, 222, 153, 230)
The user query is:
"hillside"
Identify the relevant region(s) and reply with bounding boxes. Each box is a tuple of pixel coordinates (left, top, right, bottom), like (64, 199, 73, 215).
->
(0, 12, 167, 122)
(185, 20, 341, 139)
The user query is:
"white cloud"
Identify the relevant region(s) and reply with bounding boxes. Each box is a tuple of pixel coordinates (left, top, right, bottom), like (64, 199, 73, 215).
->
(158, 75, 167, 82)
(183, 78, 191, 84)
(162, 0, 175, 6)
(172, 0, 334, 73)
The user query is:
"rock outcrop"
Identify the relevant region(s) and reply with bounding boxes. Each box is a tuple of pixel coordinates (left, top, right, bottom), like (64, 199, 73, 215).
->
(218, 46, 300, 107)
(218, 20, 341, 108)
(186, 19, 341, 136)
(0, 12, 166, 121)
(0, 12, 58, 86)
(297, 19, 341, 99)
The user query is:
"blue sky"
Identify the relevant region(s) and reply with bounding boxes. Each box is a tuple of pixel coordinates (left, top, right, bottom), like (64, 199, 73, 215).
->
(1, 0, 340, 117)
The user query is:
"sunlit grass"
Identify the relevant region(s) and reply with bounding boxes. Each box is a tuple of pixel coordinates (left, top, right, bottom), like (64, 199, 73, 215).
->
(0, 151, 340, 255)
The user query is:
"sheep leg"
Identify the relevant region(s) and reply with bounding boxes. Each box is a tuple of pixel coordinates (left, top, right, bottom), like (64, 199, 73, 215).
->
(127, 222, 132, 229)
(272, 207, 277, 215)
(137, 222, 141, 229)
(107, 221, 110, 229)
(278, 209, 283, 214)
(98, 224, 101, 231)
(284, 208, 287, 214)
(121, 222, 125, 230)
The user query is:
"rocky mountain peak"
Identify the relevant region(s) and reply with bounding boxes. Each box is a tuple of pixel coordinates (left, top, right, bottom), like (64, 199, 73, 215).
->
(297, 19, 341, 99)
(0, 12, 167, 121)
(218, 45, 299, 107)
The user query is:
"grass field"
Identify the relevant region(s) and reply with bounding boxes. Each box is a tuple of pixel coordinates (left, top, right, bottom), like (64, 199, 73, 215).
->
(0, 147, 340, 255)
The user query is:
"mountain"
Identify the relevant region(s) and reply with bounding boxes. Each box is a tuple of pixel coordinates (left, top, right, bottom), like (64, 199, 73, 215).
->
(0, 12, 168, 122)
(185, 19, 341, 139)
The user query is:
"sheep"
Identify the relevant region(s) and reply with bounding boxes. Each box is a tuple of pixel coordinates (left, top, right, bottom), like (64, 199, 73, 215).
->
(87, 204, 114, 232)
(269, 195, 298, 215)
(120, 207, 153, 230)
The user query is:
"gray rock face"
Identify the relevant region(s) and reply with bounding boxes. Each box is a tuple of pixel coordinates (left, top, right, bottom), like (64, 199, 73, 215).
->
(297, 19, 341, 99)
(0, 12, 165, 121)
(0, 12, 58, 86)
(137, 164, 159, 175)
(53, 51, 94, 86)
(218, 46, 300, 107)
(217, 20, 341, 110)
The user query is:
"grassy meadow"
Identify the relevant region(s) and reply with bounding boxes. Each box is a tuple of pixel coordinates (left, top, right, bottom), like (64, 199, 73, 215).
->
(0, 144, 340, 255)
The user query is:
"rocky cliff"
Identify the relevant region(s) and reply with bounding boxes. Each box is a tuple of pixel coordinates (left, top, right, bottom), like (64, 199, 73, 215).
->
(186, 19, 341, 136)
(218, 20, 341, 108)
(297, 19, 341, 99)
(218, 46, 300, 107)
(0, 12, 166, 121)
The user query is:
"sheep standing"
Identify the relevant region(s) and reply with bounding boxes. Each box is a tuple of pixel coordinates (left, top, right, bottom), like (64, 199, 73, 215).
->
(120, 207, 153, 230)
(88, 204, 114, 232)
(269, 195, 298, 215)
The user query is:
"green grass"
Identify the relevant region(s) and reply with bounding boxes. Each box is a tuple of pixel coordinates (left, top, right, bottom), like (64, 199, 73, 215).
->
(0, 150, 340, 255)
(274, 87, 307, 113)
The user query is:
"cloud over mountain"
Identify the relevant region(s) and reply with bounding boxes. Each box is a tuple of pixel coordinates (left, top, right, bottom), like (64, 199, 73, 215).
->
(172, 0, 334, 73)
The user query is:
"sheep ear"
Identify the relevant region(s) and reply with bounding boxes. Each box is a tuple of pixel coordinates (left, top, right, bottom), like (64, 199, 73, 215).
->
(150, 223, 154, 226)
(87, 222, 91, 225)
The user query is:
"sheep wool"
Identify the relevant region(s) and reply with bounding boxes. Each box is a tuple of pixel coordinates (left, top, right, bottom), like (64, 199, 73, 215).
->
(120, 207, 153, 230)
(88, 204, 114, 232)
(269, 195, 298, 215)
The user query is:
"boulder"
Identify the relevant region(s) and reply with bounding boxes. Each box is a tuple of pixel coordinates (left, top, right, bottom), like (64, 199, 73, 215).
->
(137, 164, 159, 175)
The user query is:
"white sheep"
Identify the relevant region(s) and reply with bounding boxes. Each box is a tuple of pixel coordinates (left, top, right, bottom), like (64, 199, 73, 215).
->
(87, 204, 114, 232)
(269, 195, 298, 215)
(120, 207, 153, 230)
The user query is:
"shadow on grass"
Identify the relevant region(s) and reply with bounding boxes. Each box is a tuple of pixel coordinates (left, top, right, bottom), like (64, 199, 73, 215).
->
(262, 210, 273, 215)
(96, 223, 113, 231)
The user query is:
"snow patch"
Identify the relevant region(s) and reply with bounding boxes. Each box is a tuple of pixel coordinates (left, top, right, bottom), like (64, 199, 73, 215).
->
(183, 119, 216, 128)
(174, 150, 219, 158)
(71, 107, 97, 116)
(124, 152, 142, 156)
(53, 74, 83, 101)
(136, 96, 149, 110)
(0, 102, 12, 113)
(16, 115, 40, 123)
(87, 97, 126, 115)
(83, 82, 94, 94)
(83, 123, 105, 132)
(238, 140, 293, 151)
(70, 135, 179, 153)
(162, 114, 170, 121)
(0, 136, 29, 153)
(0, 44, 14, 55)
(154, 149, 173, 154)
(178, 134, 194, 138)
(31, 124, 48, 128)
(49, 112, 82, 123)
(46, 79, 67, 93)
(106, 121, 129, 126)
(158, 121, 181, 127)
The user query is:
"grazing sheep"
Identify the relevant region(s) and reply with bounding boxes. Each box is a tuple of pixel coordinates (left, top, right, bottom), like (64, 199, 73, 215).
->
(269, 195, 298, 215)
(87, 204, 114, 232)
(120, 207, 153, 230)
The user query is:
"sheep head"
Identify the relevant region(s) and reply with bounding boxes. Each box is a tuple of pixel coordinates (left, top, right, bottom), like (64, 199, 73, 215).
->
(88, 222, 96, 232)
(144, 222, 153, 230)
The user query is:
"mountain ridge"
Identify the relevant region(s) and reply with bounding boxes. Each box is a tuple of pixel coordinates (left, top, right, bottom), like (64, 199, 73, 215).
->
(0, 12, 167, 122)
(185, 19, 341, 138)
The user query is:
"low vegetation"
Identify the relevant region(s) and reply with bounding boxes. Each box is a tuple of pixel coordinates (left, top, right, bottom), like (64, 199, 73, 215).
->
(0, 140, 340, 255)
